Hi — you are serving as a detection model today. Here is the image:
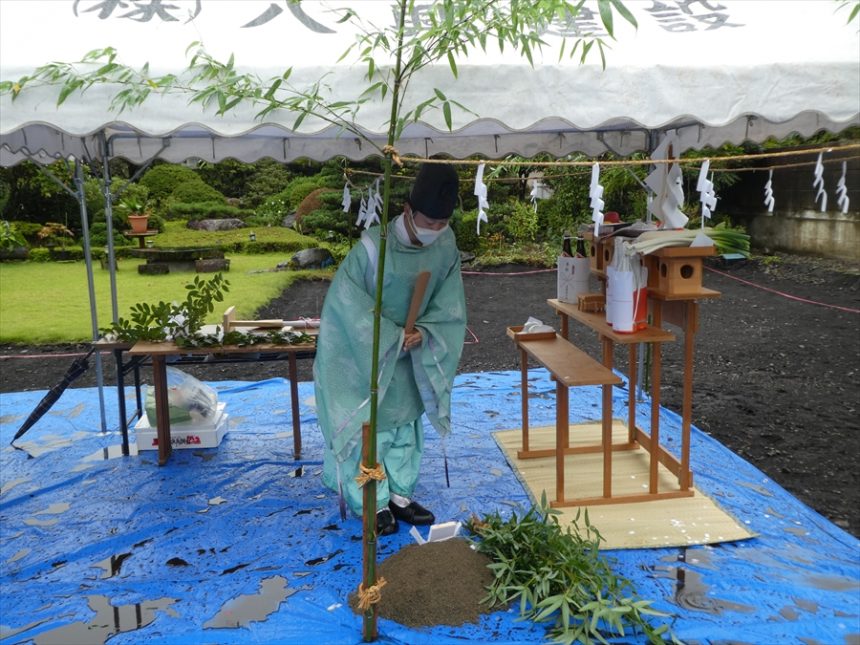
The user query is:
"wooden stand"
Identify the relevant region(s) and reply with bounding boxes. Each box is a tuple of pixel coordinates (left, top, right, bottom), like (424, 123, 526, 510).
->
(123, 230, 158, 249)
(546, 301, 689, 506)
(507, 326, 621, 506)
(524, 244, 721, 507)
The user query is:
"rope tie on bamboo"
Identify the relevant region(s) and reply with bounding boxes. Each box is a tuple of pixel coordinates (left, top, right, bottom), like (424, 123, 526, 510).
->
(357, 577, 388, 611)
(381, 144, 403, 167)
(355, 463, 386, 488)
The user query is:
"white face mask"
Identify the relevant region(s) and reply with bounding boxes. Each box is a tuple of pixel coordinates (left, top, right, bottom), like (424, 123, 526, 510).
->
(413, 222, 448, 246)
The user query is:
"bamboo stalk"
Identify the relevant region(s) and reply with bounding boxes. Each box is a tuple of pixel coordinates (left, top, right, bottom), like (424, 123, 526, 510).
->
(360, 422, 379, 641)
(362, 0, 408, 641)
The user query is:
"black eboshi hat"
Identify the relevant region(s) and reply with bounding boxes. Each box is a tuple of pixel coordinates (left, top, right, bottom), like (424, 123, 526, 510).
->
(408, 164, 459, 220)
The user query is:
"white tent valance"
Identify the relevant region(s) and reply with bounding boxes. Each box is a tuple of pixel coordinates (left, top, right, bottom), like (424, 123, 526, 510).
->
(1, 0, 858, 165)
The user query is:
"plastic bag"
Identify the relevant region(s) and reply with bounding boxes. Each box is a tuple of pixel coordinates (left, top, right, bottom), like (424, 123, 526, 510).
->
(145, 366, 218, 426)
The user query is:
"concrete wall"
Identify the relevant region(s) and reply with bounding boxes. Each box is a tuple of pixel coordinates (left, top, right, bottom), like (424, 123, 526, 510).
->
(747, 209, 859, 261)
(718, 148, 859, 261)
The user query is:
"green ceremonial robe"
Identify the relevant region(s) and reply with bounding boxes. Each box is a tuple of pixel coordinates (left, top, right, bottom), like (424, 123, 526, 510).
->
(313, 219, 466, 515)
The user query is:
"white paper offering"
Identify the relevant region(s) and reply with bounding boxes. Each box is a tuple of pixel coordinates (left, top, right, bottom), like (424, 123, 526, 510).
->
(410, 521, 462, 545)
(557, 255, 590, 304)
(606, 239, 647, 333)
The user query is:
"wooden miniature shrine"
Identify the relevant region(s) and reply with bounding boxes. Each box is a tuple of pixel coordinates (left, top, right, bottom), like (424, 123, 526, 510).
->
(509, 233, 720, 507)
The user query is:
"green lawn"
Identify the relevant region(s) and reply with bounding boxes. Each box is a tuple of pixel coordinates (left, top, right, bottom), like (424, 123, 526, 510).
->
(0, 254, 332, 344)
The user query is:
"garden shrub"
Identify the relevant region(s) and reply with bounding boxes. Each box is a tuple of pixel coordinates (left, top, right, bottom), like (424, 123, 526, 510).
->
(28, 247, 50, 262)
(505, 199, 539, 243)
(240, 160, 293, 208)
(0, 175, 10, 215)
(168, 181, 226, 207)
(168, 201, 249, 221)
(194, 159, 258, 199)
(283, 174, 340, 210)
(451, 209, 480, 253)
(36, 222, 76, 248)
(140, 164, 202, 206)
(478, 200, 517, 241)
(298, 207, 352, 239)
(48, 246, 86, 261)
(0, 220, 27, 250)
(237, 239, 311, 254)
(0, 161, 78, 226)
(254, 190, 292, 226)
(8, 220, 41, 245)
(88, 221, 127, 248)
(295, 188, 327, 220)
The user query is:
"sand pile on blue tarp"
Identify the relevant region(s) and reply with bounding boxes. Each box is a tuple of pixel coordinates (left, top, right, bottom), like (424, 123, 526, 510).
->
(1, 370, 858, 644)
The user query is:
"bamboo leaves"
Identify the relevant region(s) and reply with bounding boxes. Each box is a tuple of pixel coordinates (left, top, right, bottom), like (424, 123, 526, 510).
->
(468, 494, 675, 644)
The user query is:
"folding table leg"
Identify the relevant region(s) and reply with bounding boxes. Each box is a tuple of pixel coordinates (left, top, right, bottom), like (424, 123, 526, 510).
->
(151, 355, 172, 466)
(555, 378, 568, 504)
(288, 352, 302, 460)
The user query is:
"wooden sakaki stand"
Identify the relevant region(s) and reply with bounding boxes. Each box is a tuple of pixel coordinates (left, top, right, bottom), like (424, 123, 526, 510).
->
(510, 234, 720, 508)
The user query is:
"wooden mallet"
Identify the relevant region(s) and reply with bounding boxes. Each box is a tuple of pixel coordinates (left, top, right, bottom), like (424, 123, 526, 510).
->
(404, 271, 431, 335)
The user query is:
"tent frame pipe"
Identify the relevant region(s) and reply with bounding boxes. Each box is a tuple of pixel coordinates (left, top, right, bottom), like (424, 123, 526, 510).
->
(23, 155, 110, 433)
(100, 134, 120, 323)
(99, 132, 166, 322)
(72, 159, 108, 432)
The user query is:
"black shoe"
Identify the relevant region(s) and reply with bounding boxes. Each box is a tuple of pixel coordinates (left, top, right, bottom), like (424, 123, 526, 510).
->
(388, 500, 435, 525)
(376, 509, 399, 536)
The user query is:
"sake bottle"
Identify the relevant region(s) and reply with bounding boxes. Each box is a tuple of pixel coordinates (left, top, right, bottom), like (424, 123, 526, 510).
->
(562, 232, 573, 257)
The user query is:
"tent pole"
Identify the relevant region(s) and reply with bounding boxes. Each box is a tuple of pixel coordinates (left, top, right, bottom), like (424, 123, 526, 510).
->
(74, 160, 108, 433)
(21, 155, 109, 432)
(100, 133, 120, 323)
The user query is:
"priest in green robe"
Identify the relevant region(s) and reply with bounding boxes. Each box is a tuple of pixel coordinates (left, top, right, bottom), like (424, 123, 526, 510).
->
(314, 164, 466, 536)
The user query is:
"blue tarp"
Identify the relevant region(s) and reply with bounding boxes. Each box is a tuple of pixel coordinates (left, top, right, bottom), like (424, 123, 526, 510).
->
(1, 370, 858, 644)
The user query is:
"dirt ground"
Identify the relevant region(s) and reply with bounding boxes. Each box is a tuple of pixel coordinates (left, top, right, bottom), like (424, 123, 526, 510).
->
(348, 538, 495, 627)
(1, 252, 858, 538)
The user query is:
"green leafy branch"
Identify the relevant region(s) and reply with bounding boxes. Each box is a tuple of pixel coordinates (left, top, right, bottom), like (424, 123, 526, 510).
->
(175, 328, 315, 349)
(467, 493, 678, 645)
(101, 273, 229, 343)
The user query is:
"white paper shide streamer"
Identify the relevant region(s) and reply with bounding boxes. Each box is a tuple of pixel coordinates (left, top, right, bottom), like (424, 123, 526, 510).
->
(341, 183, 351, 214)
(589, 163, 605, 237)
(696, 160, 717, 224)
(813, 153, 827, 212)
(644, 134, 689, 229)
(355, 195, 368, 227)
(691, 160, 717, 246)
(529, 175, 552, 212)
(367, 178, 382, 227)
(763, 169, 775, 213)
(836, 161, 850, 214)
(474, 163, 489, 235)
(355, 178, 382, 229)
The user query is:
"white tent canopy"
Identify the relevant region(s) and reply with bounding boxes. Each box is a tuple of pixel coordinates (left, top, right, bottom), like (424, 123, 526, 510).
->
(1, 0, 858, 166)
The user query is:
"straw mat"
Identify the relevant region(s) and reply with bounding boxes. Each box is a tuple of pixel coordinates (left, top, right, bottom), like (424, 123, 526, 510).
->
(494, 421, 756, 550)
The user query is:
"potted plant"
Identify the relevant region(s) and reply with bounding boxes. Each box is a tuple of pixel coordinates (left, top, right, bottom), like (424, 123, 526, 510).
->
(117, 196, 151, 234)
